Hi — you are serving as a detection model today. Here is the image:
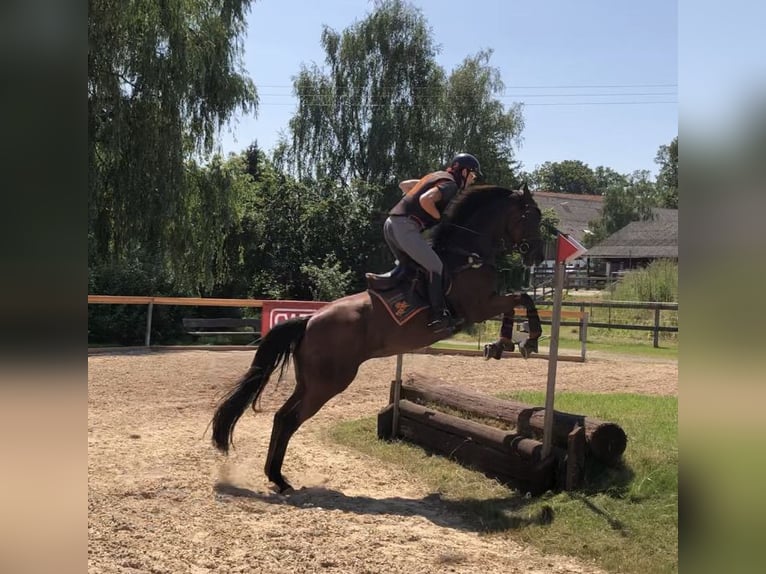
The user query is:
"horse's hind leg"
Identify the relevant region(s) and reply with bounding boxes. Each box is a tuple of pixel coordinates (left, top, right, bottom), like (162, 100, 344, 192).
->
(264, 391, 302, 492)
(264, 364, 359, 493)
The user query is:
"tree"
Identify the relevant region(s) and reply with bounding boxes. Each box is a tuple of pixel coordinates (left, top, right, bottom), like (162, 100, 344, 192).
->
(88, 0, 258, 289)
(286, 0, 444, 187)
(585, 170, 658, 246)
(436, 50, 525, 187)
(283, 1, 525, 190)
(593, 165, 628, 195)
(655, 136, 678, 208)
(529, 160, 599, 194)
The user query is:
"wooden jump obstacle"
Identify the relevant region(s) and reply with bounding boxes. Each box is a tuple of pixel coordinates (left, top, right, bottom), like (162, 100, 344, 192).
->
(377, 232, 628, 493)
(377, 373, 627, 493)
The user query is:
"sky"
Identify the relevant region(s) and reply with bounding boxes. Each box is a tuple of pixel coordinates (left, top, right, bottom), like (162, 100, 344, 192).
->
(219, 0, 678, 177)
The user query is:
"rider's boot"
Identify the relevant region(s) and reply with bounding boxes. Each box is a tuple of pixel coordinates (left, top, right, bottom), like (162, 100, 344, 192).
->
(426, 272, 454, 331)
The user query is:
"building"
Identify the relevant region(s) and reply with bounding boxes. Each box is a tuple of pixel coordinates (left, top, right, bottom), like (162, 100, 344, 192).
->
(585, 208, 678, 276)
(532, 191, 603, 266)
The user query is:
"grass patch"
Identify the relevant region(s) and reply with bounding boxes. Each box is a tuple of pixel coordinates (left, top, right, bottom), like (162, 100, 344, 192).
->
(326, 392, 677, 574)
(435, 324, 678, 360)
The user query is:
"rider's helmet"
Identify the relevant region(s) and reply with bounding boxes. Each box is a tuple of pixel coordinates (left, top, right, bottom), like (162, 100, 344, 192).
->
(450, 153, 482, 178)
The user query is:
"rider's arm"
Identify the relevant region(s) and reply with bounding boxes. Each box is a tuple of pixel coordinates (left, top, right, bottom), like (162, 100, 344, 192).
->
(398, 179, 419, 194)
(419, 187, 443, 220)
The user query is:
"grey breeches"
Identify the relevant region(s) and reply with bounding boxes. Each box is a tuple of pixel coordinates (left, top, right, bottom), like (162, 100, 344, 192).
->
(384, 216, 443, 276)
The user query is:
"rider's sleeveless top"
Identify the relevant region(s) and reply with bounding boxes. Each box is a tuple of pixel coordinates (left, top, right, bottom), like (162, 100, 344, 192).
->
(389, 171, 459, 230)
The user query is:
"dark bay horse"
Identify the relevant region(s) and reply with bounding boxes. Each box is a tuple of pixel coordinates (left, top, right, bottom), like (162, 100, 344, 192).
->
(212, 184, 545, 492)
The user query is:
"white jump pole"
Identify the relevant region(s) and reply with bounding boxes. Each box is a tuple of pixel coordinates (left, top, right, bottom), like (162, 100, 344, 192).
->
(541, 260, 564, 458)
(391, 353, 404, 436)
(541, 232, 587, 459)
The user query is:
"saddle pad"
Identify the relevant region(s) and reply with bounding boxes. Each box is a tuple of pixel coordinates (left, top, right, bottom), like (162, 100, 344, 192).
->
(368, 286, 429, 326)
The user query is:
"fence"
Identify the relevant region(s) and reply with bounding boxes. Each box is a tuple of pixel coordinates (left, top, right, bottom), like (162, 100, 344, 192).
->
(88, 295, 677, 350)
(533, 299, 678, 348)
(87, 295, 265, 346)
(530, 268, 610, 298)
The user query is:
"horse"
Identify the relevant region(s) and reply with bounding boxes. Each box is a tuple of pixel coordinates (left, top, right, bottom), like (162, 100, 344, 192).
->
(212, 183, 545, 493)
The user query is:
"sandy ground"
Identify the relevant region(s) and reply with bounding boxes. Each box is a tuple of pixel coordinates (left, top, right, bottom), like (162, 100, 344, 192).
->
(88, 350, 676, 574)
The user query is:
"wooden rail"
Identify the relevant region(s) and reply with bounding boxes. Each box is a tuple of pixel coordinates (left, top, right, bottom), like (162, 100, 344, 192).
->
(87, 295, 592, 358)
(87, 295, 266, 307)
(513, 306, 589, 360)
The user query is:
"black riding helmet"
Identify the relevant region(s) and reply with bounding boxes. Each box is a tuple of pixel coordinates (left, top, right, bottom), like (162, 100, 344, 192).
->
(450, 153, 482, 177)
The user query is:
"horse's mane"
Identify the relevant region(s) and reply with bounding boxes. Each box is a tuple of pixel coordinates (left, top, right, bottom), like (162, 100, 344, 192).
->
(432, 185, 520, 245)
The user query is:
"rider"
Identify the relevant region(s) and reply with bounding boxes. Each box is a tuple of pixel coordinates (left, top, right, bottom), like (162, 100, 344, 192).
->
(374, 153, 482, 331)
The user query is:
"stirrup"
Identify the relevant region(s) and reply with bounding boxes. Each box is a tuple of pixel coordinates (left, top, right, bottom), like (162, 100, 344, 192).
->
(427, 310, 454, 331)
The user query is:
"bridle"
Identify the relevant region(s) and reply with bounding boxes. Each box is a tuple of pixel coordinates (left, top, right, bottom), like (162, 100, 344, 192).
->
(505, 196, 540, 257)
(440, 192, 539, 272)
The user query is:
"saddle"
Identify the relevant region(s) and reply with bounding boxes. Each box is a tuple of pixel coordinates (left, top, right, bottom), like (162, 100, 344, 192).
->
(365, 266, 452, 327)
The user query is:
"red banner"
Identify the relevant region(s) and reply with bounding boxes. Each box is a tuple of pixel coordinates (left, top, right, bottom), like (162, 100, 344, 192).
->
(261, 300, 328, 336)
(556, 233, 587, 263)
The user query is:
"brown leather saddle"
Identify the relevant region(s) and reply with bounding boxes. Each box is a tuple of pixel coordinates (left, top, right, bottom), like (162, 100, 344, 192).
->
(365, 265, 452, 327)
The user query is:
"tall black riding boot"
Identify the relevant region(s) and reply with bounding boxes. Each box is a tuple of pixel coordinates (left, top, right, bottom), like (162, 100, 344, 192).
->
(426, 272, 453, 330)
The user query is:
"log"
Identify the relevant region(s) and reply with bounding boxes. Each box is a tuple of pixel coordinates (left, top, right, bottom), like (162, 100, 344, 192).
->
(395, 373, 627, 465)
(566, 425, 586, 491)
(378, 401, 555, 492)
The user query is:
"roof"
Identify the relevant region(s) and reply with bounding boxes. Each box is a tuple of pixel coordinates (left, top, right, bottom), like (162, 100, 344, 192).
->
(533, 191, 603, 244)
(587, 208, 678, 259)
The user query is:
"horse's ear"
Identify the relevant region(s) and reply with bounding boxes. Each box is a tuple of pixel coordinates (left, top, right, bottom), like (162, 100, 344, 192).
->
(521, 181, 532, 198)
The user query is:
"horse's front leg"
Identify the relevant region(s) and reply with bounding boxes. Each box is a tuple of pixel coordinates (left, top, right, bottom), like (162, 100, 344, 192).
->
(483, 292, 542, 360)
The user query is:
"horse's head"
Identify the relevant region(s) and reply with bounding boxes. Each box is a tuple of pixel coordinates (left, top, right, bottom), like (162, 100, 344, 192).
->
(434, 183, 544, 268)
(504, 183, 544, 267)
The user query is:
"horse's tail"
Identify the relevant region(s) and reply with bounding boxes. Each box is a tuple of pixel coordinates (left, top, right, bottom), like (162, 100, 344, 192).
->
(211, 316, 309, 454)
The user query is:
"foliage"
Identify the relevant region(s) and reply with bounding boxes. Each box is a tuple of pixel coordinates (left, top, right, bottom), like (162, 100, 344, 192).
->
(212, 148, 385, 299)
(585, 170, 658, 246)
(88, 0, 258, 288)
(283, 1, 524, 190)
(593, 165, 629, 195)
(609, 259, 678, 302)
(655, 136, 678, 208)
(437, 50, 525, 187)
(88, 260, 187, 344)
(285, 0, 444, 187)
(301, 253, 354, 301)
(527, 160, 599, 195)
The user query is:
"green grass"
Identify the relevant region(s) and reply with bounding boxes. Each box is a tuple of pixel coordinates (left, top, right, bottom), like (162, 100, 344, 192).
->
(436, 322, 678, 360)
(326, 392, 678, 574)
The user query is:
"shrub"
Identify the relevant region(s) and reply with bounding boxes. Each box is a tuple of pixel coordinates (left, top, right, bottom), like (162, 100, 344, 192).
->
(610, 260, 677, 302)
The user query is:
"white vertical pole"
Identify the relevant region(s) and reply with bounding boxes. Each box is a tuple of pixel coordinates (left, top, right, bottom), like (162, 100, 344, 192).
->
(542, 260, 565, 458)
(581, 312, 589, 361)
(144, 301, 154, 347)
(391, 353, 403, 436)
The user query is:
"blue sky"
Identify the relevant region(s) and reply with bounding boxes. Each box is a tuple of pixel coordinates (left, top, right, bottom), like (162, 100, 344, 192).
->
(219, 0, 678, 177)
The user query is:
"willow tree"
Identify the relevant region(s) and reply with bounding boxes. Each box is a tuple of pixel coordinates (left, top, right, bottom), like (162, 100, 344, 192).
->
(88, 0, 257, 288)
(287, 0, 445, 187)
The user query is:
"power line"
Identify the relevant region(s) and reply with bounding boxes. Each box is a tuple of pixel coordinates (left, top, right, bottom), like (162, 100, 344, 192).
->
(521, 101, 677, 106)
(255, 82, 677, 90)
(260, 92, 677, 98)
(257, 100, 677, 107)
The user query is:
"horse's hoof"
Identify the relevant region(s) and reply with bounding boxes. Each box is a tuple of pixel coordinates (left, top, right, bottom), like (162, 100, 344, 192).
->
(483, 342, 505, 360)
(268, 476, 294, 494)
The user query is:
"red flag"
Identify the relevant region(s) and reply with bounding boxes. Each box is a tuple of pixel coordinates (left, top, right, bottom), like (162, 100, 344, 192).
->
(556, 233, 587, 263)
